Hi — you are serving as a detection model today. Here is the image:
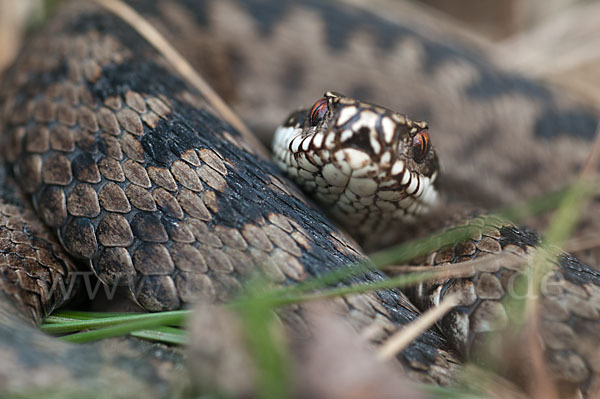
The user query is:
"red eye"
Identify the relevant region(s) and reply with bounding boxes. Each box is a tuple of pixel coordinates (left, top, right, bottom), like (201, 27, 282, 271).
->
(309, 97, 328, 126)
(412, 130, 430, 163)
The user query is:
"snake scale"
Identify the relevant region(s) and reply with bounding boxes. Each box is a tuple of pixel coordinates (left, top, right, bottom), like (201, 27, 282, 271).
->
(0, 0, 599, 397)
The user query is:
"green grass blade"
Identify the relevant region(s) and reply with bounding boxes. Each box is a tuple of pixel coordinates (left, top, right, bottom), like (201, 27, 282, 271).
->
(41, 310, 189, 334)
(59, 312, 187, 343)
(130, 326, 188, 345)
(52, 310, 137, 319)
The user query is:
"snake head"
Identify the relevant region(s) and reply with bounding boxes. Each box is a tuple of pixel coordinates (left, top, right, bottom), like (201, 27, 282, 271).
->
(273, 92, 440, 234)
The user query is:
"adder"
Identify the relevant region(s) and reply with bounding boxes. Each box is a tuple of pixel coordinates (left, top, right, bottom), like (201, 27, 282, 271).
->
(0, 0, 599, 397)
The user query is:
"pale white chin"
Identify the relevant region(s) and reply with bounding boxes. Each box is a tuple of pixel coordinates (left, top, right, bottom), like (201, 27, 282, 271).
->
(407, 174, 439, 217)
(272, 125, 299, 157)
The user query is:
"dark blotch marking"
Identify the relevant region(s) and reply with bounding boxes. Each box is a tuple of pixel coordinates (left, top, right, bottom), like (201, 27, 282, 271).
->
(498, 225, 540, 249)
(466, 72, 550, 99)
(343, 126, 373, 153)
(140, 125, 173, 167)
(557, 253, 600, 287)
(534, 108, 598, 140)
(90, 61, 188, 104)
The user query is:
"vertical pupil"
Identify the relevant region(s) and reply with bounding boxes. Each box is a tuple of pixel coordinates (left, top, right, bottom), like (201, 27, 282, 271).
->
(413, 131, 429, 162)
(309, 98, 328, 126)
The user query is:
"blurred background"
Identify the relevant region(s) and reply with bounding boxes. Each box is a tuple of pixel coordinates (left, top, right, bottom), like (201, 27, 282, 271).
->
(2, 0, 600, 108)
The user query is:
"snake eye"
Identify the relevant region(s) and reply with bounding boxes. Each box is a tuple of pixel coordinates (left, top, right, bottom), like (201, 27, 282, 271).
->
(309, 97, 328, 126)
(412, 130, 430, 163)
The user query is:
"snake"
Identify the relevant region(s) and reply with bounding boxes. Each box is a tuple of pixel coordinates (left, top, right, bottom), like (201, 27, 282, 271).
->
(0, 0, 599, 397)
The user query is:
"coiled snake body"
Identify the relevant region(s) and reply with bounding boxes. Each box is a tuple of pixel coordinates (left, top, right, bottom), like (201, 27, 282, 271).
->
(0, 0, 599, 397)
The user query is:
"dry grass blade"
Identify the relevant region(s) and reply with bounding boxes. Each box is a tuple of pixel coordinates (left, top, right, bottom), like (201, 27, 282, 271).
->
(383, 250, 533, 282)
(579, 122, 600, 178)
(376, 293, 460, 361)
(522, 304, 559, 399)
(95, 0, 267, 157)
